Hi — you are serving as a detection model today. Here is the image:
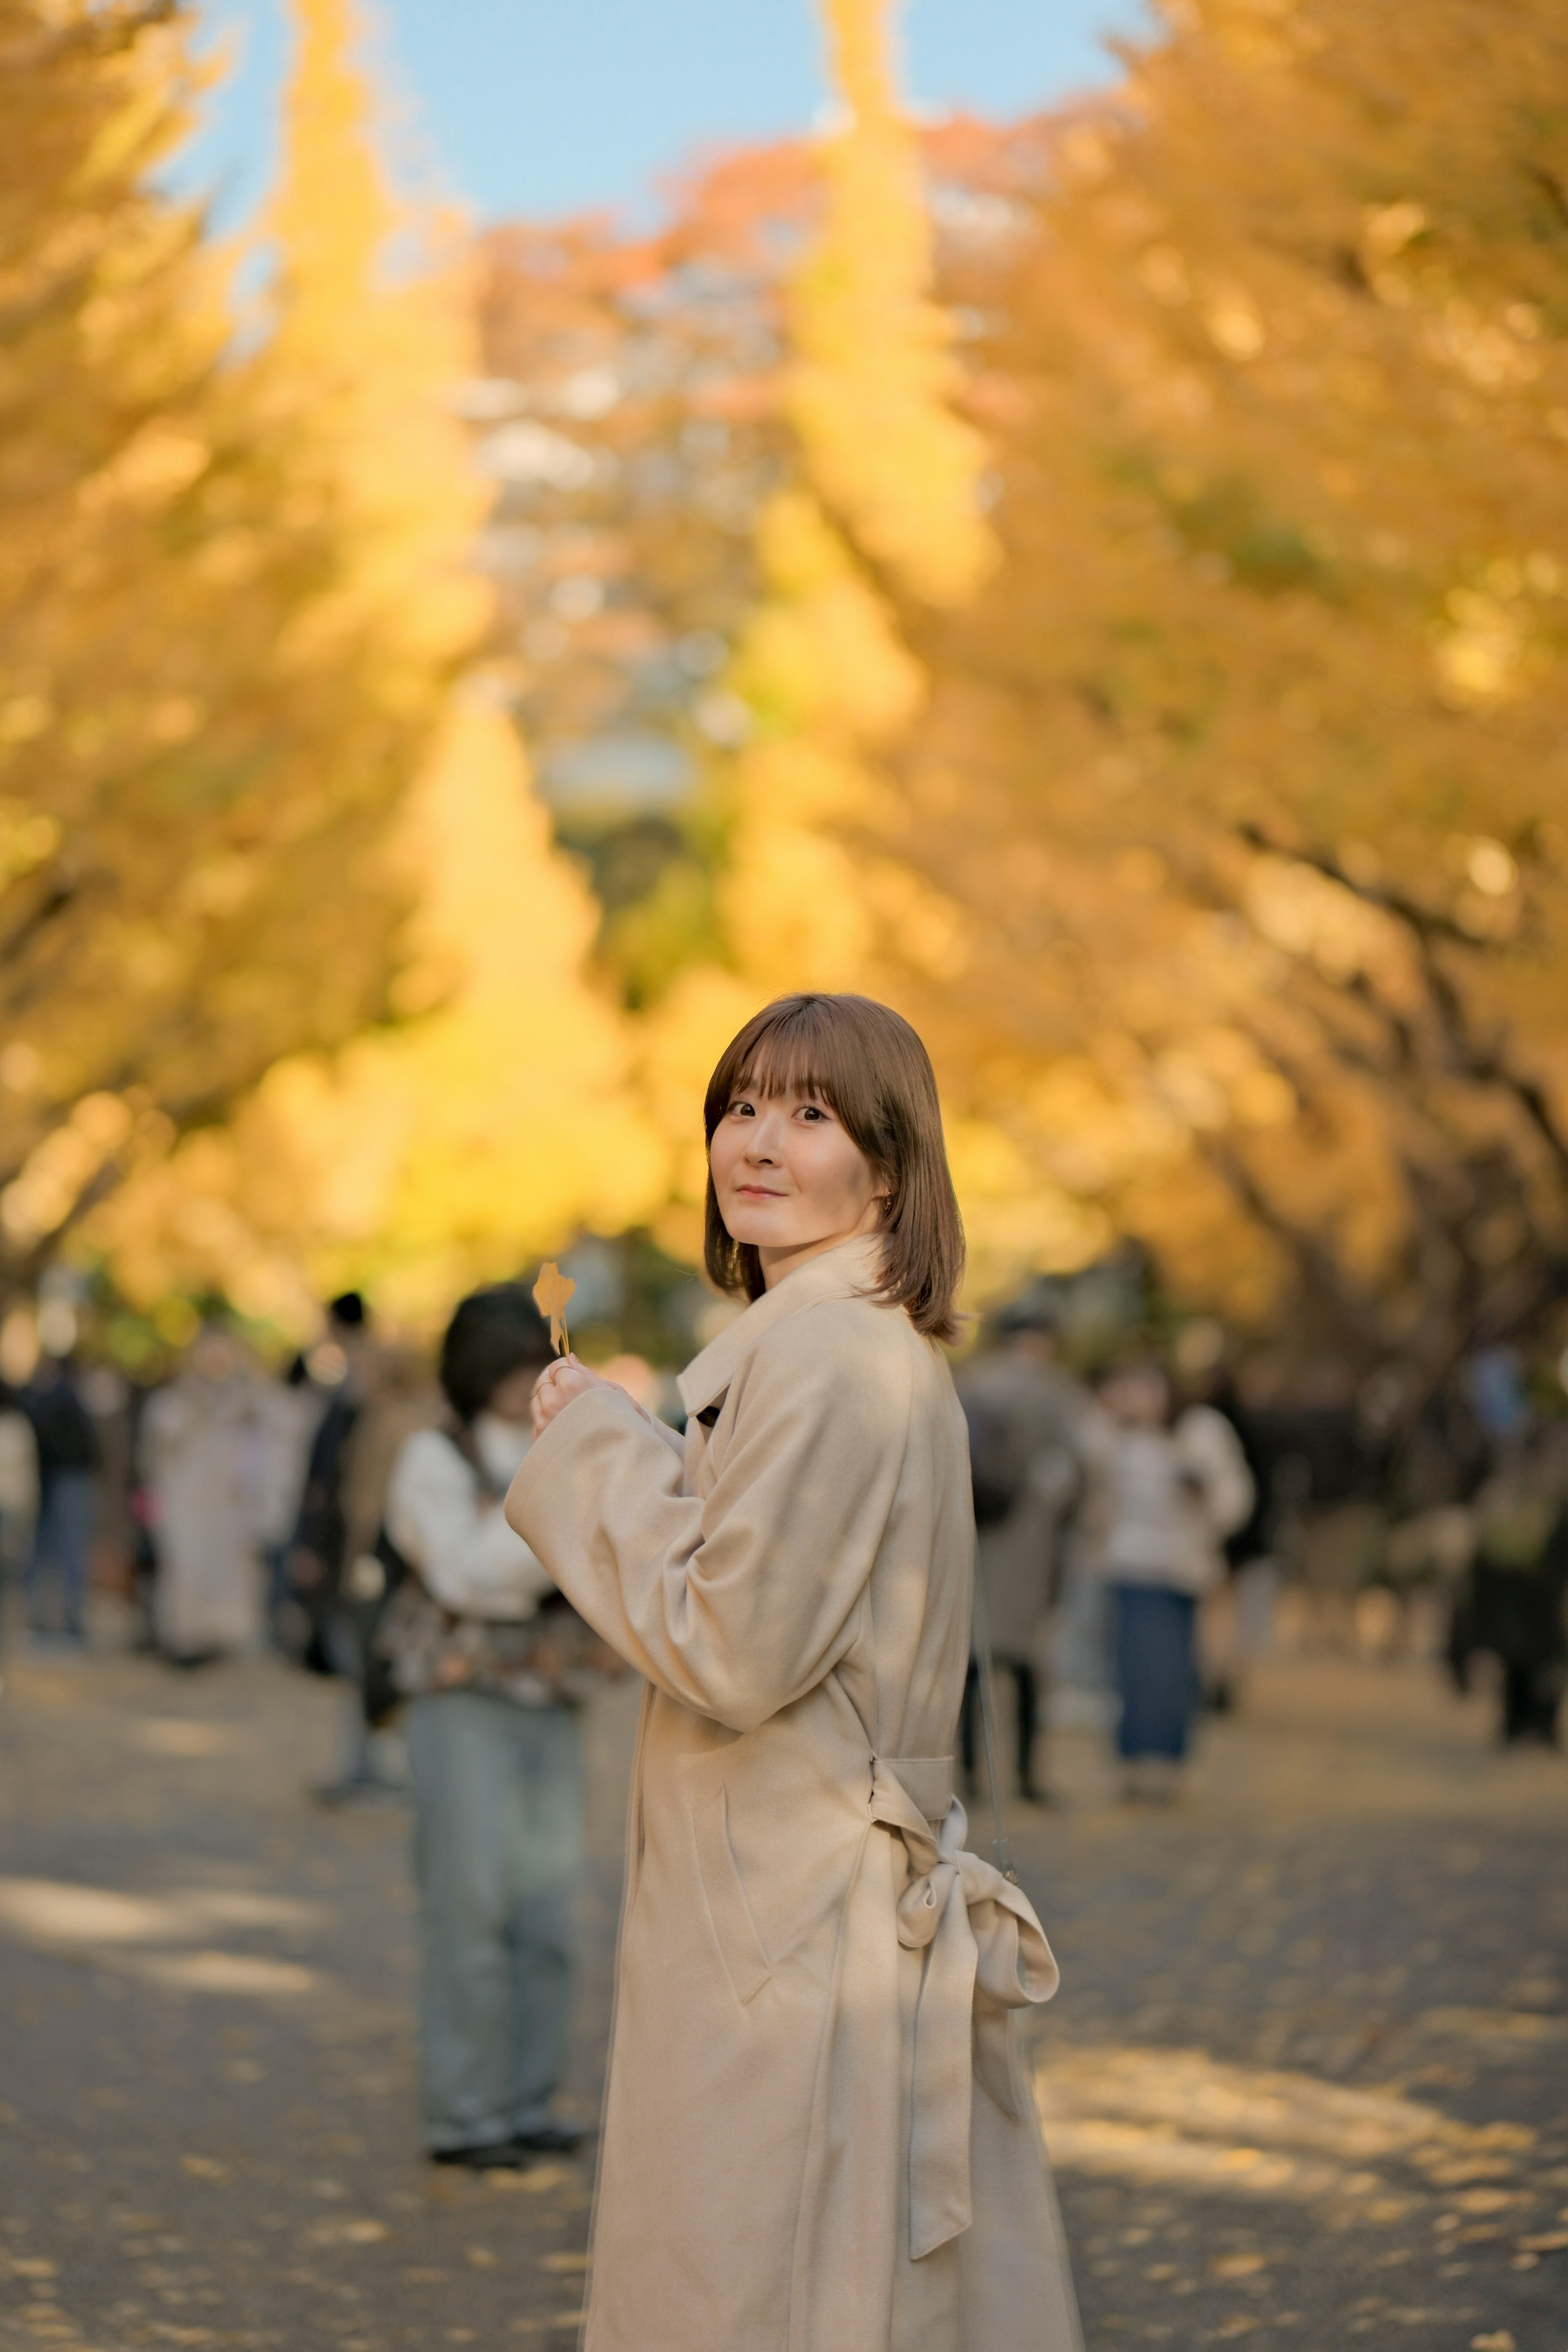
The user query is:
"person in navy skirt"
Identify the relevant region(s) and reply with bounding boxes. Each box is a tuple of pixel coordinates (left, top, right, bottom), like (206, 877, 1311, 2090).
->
(1088, 1362, 1254, 1799)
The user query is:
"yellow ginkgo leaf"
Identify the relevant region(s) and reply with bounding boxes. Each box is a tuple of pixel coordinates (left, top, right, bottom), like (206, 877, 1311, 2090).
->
(533, 1260, 576, 1356)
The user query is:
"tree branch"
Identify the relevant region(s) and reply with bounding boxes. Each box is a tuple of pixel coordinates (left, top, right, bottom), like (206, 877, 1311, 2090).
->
(1236, 824, 1568, 1186)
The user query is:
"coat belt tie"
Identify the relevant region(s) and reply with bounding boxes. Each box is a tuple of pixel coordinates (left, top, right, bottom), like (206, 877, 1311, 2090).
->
(869, 1757, 1059, 2261)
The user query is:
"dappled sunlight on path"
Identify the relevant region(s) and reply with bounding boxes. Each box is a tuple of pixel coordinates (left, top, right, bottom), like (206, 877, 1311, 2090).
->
(0, 1643, 1561, 2350)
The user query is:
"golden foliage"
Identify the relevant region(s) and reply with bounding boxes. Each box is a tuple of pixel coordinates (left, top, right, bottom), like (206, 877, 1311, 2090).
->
(89, 693, 667, 1332)
(868, 0, 1568, 1359)
(630, 0, 978, 1253)
(638, 1, 1099, 1300)
(9, 0, 664, 1337)
(263, 0, 487, 680)
(791, 0, 994, 606)
(17, 0, 1568, 1371)
(0, 0, 479, 1295)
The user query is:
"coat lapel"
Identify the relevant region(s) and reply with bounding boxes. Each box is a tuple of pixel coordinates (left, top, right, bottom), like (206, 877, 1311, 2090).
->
(677, 1236, 886, 1421)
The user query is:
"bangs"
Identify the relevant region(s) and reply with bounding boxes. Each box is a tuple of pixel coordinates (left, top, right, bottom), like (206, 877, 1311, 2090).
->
(727, 1007, 855, 1121)
(730, 1051, 837, 1106)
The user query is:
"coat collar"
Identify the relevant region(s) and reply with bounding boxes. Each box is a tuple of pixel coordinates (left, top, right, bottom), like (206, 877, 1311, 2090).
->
(677, 1235, 887, 1419)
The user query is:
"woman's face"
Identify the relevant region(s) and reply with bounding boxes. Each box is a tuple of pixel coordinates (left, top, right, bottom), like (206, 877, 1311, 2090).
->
(710, 1083, 885, 1275)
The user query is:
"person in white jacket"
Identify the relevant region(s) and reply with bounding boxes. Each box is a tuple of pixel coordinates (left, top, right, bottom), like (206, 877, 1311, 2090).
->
(1087, 1361, 1254, 1797)
(383, 1284, 585, 2170)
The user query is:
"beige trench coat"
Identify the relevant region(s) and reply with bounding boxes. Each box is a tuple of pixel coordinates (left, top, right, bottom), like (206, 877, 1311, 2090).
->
(506, 1238, 1080, 2352)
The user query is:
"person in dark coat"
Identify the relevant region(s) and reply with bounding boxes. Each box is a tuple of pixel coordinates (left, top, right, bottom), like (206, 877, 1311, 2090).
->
(955, 1289, 1087, 1804)
(287, 1293, 373, 1670)
(1450, 1481, 1568, 1747)
(19, 1355, 101, 1645)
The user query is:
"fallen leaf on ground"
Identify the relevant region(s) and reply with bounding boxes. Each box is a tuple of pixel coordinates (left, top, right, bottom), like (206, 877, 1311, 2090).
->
(493, 2163, 568, 2195)
(307, 2217, 389, 2247)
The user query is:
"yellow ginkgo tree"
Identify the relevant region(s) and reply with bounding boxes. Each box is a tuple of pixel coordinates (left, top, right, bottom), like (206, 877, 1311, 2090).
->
(80, 0, 665, 1339)
(95, 693, 665, 1332)
(641, 0, 1063, 1289)
(875, 0, 1568, 1367)
(0, 0, 481, 1320)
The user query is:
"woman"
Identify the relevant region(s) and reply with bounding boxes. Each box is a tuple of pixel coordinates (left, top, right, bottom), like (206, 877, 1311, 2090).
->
(1088, 1361, 1254, 1797)
(383, 1285, 590, 2168)
(507, 994, 1079, 2352)
(141, 1326, 279, 1664)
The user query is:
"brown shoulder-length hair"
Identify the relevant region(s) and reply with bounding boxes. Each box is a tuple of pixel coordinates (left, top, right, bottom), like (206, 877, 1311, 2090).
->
(703, 993, 965, 1344)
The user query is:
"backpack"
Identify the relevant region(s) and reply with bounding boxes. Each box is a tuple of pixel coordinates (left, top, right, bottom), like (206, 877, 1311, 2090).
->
(962, 1390, 1033, 1531)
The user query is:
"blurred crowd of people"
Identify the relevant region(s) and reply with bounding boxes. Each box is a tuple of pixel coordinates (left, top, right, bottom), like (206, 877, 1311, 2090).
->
(953, 1287, 1568, 1802)
(3, 1283, 1568, 1784)
(0, 1270, 1563, 2167)
(957, 1293, 1258, 1806)
(0, 1281, 621, 2168)
(2, 1283, 1565, 1796)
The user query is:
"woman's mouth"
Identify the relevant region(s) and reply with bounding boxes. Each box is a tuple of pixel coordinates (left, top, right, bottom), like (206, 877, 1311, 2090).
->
(736, 1184, 784, 1198)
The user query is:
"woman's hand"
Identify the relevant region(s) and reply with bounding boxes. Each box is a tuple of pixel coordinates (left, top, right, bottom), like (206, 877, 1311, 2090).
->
(530, 1355, 616, 1437)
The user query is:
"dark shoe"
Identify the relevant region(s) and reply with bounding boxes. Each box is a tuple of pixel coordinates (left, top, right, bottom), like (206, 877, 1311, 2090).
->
(430, 2140, 531, 2171)
(510, 2119, 592, 2155)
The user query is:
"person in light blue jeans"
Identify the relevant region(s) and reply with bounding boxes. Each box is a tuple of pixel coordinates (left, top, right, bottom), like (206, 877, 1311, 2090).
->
(404, 1692, 583, 2156)
(383, 1285, 587, 2170)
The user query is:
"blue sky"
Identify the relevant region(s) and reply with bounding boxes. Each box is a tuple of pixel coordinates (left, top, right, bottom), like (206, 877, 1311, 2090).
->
(180, 0, 1149, 230)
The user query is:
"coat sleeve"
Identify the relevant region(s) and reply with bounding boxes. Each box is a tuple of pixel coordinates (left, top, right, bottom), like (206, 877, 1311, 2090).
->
(646, 1412, 686, 1465)
(504, 1303, 912, 1732)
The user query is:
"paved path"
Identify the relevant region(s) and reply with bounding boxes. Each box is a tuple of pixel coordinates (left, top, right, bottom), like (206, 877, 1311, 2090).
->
(1024, 1663, 1566, 2352)
(0, 1637, 1561, 2352)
